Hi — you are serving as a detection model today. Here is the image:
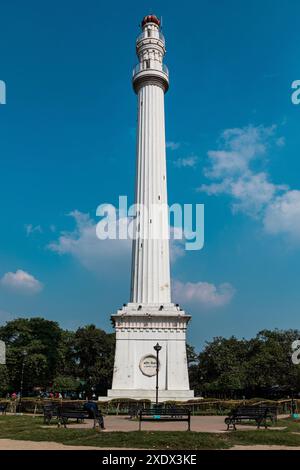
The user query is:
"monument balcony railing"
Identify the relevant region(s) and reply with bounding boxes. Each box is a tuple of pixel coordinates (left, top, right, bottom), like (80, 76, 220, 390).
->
(132, 63, 169, 78)
(136, 31, 165, 44)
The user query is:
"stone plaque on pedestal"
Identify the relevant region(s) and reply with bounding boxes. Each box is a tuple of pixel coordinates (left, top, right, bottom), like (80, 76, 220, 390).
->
(139, 355, 158, 377)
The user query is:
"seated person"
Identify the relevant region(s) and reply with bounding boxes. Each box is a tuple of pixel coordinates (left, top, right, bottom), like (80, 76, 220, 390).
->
(83, 400, 105, 429)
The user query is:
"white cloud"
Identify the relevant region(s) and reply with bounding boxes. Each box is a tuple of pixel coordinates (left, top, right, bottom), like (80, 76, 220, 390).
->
(230, 172, 283, 216)
(48, 211, 186, 274)
(0, 270, 43, 294)
(263, 190, 300, 241)
(48, 210, 131, 273)
(173, 280, 235, 308)
(199, 124, 300, 241)
(25, 224, 42, 236)
(166, 141, 180, 150)
(199, 126, 280, 215)
(203, 125, 275, 180)
(174, 156, 198, 168)
(204, 150, 248, 178)
(200, 171, 279, 217)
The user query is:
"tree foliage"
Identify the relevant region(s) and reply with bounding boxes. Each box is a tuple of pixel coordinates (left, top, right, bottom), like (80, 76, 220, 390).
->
(0, 318, 63, 391)
(74, 324, 115, 396)
(189, 329, 300, 397)
(0, 318, 115, 396)
(0, 318, 299, 398)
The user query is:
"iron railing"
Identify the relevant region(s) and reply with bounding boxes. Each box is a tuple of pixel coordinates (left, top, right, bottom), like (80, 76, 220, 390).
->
(132, 63, 169, 77)
(136, 31, 165, 44)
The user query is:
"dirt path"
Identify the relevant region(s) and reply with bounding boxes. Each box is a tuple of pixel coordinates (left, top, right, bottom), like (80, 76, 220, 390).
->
(231, 445, 300, 450)
(0, 439, 132, 450)
(1, 439, 300, 451)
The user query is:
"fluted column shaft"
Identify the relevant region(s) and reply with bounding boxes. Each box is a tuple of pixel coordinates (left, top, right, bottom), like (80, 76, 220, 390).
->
(130, 82, 171, 304)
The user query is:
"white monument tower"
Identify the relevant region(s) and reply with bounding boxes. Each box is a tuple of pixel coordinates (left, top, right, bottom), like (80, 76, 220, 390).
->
(108, 15, 194, 401)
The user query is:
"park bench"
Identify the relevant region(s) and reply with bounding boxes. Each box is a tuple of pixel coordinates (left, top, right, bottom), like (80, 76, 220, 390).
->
(225, 405, 277, 430)
(138, 407, 191, 431)
(0, 403, 7, 415)
(57, 404, 103, 429)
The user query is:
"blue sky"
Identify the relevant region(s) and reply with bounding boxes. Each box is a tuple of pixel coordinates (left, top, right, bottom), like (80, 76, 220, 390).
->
(0, 0, 299, 350)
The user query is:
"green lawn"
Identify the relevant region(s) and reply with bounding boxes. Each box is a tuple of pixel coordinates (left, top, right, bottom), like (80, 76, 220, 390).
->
(0, 415, 300, 450)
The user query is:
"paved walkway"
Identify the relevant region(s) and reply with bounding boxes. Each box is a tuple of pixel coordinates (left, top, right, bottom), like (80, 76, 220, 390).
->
(42, 414, 286, 433)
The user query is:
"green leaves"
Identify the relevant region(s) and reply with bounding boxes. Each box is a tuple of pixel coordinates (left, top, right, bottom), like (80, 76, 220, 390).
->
(1, 317, 299, 398)
(189, 329, 300, 396)
(0, 318, 115, 396)
(74, 325, 115, 396)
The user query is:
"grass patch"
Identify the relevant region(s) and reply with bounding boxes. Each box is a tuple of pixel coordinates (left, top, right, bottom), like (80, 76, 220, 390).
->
(274, 417, 300, 432)
(1, 415, 300, 450)
(0, 416, 228, 450)
(229, 430, 300, 447)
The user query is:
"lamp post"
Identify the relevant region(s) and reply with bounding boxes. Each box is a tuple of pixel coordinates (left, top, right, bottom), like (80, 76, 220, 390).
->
(153, 343, 162, 406)
(19, 350, 28, 411)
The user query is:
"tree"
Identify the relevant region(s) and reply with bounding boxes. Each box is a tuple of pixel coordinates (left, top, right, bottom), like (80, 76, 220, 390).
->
(56, 330, 77, 378)
(74, 325, 115, 396)
(0, 365, 9, 395)
(186, 344, 200, 392)
(191, 329, 300, 398)
(245, 329, 300, 395)
(51, 375, 79, 392)
(197, 336, 249, 397)
(0, 317, 63, 391)
(0, 318, 116, 396)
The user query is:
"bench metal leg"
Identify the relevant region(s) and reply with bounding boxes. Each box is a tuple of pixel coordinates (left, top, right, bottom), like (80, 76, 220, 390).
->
(264, 419, 268, 429)
(58, 419, 66, 428)
(139, 419, 141, 431)
(229, 421, 237, 431)
(256, 419, 267, 429)
(225, 418, 236, 431)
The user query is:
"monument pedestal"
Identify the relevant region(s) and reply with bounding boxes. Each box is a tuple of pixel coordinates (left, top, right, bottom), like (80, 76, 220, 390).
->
(107, 303, 194, 402)
(106, 389, 194, 402)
